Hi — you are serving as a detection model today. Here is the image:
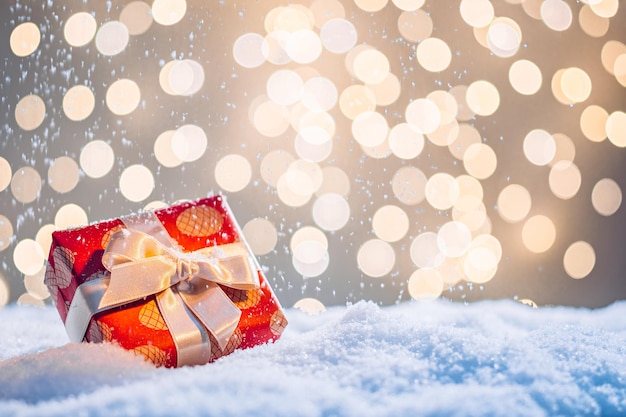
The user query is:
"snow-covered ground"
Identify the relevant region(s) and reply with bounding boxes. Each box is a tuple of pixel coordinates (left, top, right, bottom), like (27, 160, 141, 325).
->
(1, 299, 625, 417)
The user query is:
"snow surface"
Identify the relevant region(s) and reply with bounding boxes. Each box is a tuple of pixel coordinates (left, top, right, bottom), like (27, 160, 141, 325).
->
(0, 300, 625, 417)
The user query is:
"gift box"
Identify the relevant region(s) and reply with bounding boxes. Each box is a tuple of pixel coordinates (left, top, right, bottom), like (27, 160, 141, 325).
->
(44, 195, 288, 367)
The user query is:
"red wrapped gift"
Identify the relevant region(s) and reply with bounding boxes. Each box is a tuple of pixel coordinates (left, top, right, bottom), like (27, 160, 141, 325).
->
(44, 195, 288, 367)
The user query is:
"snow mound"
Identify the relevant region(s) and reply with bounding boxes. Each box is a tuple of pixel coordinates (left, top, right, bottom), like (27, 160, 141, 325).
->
(1, 300, 625, 417)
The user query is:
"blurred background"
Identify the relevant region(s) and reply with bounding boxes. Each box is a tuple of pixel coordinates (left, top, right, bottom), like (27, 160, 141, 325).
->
(1, 0, 625, 311)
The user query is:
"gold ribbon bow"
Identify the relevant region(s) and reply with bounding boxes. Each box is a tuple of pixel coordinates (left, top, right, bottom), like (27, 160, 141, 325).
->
(65, 212, 260, 367)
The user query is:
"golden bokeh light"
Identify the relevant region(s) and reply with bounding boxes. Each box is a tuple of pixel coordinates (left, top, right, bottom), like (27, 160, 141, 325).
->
(549, 133, 576, 166)
(427, 120, 460, 147)
(292, 239, 329, 278)
(580, 105, 608, 142)
(615, 54, 626, 87)
(215, 154, 252, 193)
(317, 166, 350, 197)
(416, 37, 452, 72)
(302, 77, 338, 112)
(524, 129, 556, 166)
(522, 215, 556, 253)
(606, 111, 626, 147)
(408, 268, 444, 301)
(310, 0, 345, 27)
(460, 0, 495, 28)
(119, 164, 154, 202)
(463, 246, 498, 283)
(286, 30, 323, 64)
(253, 100, 291, 137)
(589, 0, 619, 18)
(410, 232, 445, 268)
(357, 239, 396, 277)
(0, 158, 11, 193)
(497, 184, 532, 223)
(63, 85, 95, 121)
(242, 218, 278, 256)
(312, 193, 350, 231)
(592, 178, 622, 216)
(449, 123, 481, 160)
(293, 297, 327, 315)
(290, 226, 328, 253)
(0, 275, 9, 308)
(106, 79, 141, 116)
(120, 1, 153, 36)
(0, 215, 13, 252)
(509, 59, 542, 95)
(578, 5, 610, 38)
(295, 132, 333, 162)
(549, 161, 581, 200)
(367, 73, 401, 106)
(563, 241, 596, 279)
(24, 268, 50, 300)
(152, 0, 187, 26)
(388, 123, 425, 159)
(35, 224, 55, 257)
(171, 124, 208, 162)
(48, 156, 79, 194)
(487, 17, 522, 57)
(521, 0, 542, 19)
(262, 31, 291, 65)
(54, 203, 88, 230)
(466, 80, 500, 116)
(11, 167, 42, 204)
(320, 18, 357, 54)
(437, 221, 472, 258)
(372, 205, 409, 242)
(425, 172, 460, 210)
(352, 111, 389, 147)
(260, 150, 294, 187)
(154, 130, 183, 168)
(354, 0, 389, 13)
(15, 94, 46, 131)
(353, 48, 390, 84)
(391, 166, 428, 205)
(339, 85, 377, 120)
(267, 70, 303, 106)
(265, 5, 314, 33)
(397, 9, 433, 42)
(540, 0, 573, 31)
(64, 12, 97, 47)
(10, 22, 40, 57)
(277, 167, 315, 207)
(463, 143, 497, 180)
(600, 40, 626, 75)
(13, 239, 45, 276)
(449, 85, 475, 121)
(560, 67, 592, 104)
(392, 0, 425, 11)
(80, 140, 115, 178)
(405, 98, 441, 134)
(95, 21, 129, 56)
(233, 33, 266, 69)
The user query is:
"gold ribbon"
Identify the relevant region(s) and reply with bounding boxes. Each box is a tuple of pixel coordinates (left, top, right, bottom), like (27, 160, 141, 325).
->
(64, 211, 260, 367)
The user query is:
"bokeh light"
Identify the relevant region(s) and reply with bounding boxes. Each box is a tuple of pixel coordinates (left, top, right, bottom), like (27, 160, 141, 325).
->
(80, 140, 115, 178)
(0, 275, 9, 308)
(172, 124, 208, 162)
(10, 22, 40, 57)
(64, 12, 97, 47)
(416, 37, 452, 72)
(152, 0, 187, 26)
(522, 215, 556, 253)
(106, 79, 141, 116)
(563, 241, 596, 279)
(463, 143, 497, 180)
(592, 178, 622, 216)
(215, 154, 252, 193)
(460, 0, 495, 28)
(541, 0, 573, 31)
(63, 85, 95, 121)
(55, 203, 88, 230)
(357, 239, 395, 277)
(293, 297, 327, 314)
(243, 218, 278, 256)
(392, 166, 427, 205)
(320, 18, 357, 54)
(497, 184, 532, 223)
(408, 268, 444, 301)
(13, 239, 45, 276)
(48, 157, 80, 194)
(549, 161, 581, 200)
(11, 167, 42, 204)
(410, 232, 444, 268)
(372, 205, 409, 242)
(0, 215, 13, 252)
(397, 9, 433, 42)
(312, 193, 350, 231)
(509, 60, 542, 95)
(524, 129, 556, 166)
(95, 21, 129, 56)
(120, 1, 153, 35)
(606, 111, 626, 147)
(15, 95, 46, 131)
(466, 80, 500, 116)
(119, 164, 154, 202)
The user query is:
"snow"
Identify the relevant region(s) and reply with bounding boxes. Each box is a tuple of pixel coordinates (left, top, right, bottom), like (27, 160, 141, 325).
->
(1, 300, 625, 417)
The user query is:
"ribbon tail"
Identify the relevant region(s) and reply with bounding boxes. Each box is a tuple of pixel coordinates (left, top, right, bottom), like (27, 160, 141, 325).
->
(179, 282, 242, 351)
(65, 278, 111, 343)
